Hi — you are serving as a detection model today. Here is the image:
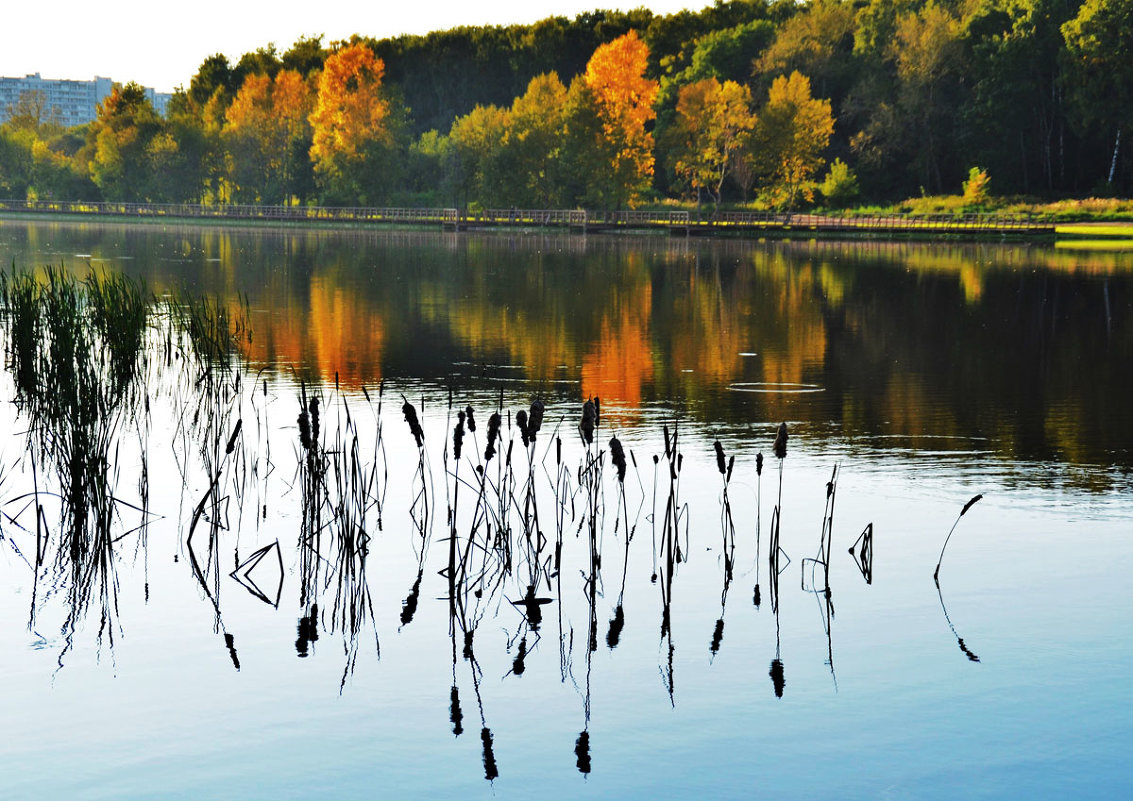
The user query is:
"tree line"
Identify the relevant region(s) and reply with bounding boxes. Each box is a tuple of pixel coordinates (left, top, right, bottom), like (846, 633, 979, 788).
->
(1, 0, 1130, 210)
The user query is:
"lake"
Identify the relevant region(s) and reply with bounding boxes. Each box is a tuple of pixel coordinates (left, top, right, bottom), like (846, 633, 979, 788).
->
(1, 218, 1131, 800)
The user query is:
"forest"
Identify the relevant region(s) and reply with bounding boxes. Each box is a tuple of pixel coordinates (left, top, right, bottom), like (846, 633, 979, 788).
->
(0, 0, 1129, 210)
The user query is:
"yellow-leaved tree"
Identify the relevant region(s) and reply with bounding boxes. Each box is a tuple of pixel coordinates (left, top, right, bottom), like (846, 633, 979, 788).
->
(308, 42, 391, 202)
(672, 77, 755, 208)
(577, 30, 659, 209)
(751, 71, 834, 210)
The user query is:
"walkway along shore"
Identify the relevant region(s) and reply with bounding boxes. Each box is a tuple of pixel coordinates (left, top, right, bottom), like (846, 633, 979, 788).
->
(0, 198, 1058, 239)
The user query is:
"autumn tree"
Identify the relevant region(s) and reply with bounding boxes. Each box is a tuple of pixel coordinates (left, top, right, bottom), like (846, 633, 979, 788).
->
(751, 71, 834, 210)
(308, 41, 393, 203)
(577, 30, 659, 208)
(671, 77, 755, 208)
(224, 70, 313, 204)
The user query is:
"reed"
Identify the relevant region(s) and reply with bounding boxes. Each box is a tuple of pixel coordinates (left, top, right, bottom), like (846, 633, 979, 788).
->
(934, 494, 983, 582)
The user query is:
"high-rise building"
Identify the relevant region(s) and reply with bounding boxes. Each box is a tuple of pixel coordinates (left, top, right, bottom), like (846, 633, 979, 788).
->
(0, 73, 172, 127)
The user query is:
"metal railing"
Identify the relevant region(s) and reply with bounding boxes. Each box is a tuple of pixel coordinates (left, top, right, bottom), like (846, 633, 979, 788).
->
(0, 199, 1054, 235)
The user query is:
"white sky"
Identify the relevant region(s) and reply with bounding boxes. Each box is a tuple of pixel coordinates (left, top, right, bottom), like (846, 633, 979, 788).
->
(4, 1, 704, 93)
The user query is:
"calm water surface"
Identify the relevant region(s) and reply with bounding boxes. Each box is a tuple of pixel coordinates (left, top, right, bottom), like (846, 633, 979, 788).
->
(1, 219, 1131, 799)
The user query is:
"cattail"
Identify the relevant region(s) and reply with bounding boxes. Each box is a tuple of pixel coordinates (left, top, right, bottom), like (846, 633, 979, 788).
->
(449, 686, 464, 736)
(309, 396, 320, 443)
(609, 435, 627, 483)
(465, 405, 476, 433)
(403, 400, 424, 448)
(516, 409, 530, 447)
(485, 411, 501, 462)
(773, 422, 788, 459)
(727, 454, 735, 483)
(663, 425, 671, 458)
(594, 396, 601, 428)
(934, 494, 984, 581)
(225, 419, 243, 455)
(714, 440, 726, 475)
(580, 399, 596, 445)
(481, 728, 499, 781)
(453, 410, 465, 461)
(756, 451, 764, 476)
(298, 407, 312, 451)
(710, 618, 724, 655)
(770, 658, 785, 697)
(528, 398, 544, 441)
(575, 731, 591, 774)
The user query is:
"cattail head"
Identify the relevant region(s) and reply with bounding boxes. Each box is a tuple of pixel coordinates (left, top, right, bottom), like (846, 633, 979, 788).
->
(528, 398, 544, 441)
(453, 410, 465, 461)
(309, 396, 320, 442)
(449, 686, 463, 736)
(756, 451, 764, 476)
(580, 398, 596, 445)
(516, 409, 530, 447)
(465, 405, 476, 433)
(575, 730, 591, 774)
(770, 658, 785, 697)
(609, 435, 627, 483)
(773, 422, 788, 459)
(298, 406, 312, 451)
(485, 411, 501, 462)
(403, 400, 424, 448)
(481, 727, 499, 781)
(710, 618, 724, 655)
(714, 440, 726, 475)
(225, 418, 243, 455)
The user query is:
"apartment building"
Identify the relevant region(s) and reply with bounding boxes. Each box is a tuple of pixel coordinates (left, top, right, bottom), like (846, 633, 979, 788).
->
(0, 73, 171, 127)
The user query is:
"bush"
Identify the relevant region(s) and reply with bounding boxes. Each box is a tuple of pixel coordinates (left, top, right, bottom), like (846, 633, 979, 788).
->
(962, 167, 990, 205)
(820, 158, 860, 207)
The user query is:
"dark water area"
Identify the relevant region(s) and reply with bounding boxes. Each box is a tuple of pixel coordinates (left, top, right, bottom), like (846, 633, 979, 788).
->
(5, 219, 1131, 471)
(1, 219, 1131, 799)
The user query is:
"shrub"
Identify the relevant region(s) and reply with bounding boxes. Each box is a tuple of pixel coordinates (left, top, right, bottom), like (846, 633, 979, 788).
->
(962, 167, 990, 205)
(820, 158, 859, 207)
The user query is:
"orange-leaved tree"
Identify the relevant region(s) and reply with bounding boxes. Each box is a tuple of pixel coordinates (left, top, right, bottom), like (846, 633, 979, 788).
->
(579, 30, 659, 209)
(225, 70, 313, 204)
(308, 41, 391, 202)
(671, 77, 755, 208)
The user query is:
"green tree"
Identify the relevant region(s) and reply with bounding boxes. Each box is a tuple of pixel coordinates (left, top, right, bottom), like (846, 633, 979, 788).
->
(86, 83, 162, 201)
(504, 72, 570, 207)
(1062, 0, 1133, 188)
(751, 71, 835, 209)
(448, 103, 510, 208)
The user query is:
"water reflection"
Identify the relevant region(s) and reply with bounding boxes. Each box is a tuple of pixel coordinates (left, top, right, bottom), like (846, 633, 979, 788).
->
(3, 221, 1131, 474)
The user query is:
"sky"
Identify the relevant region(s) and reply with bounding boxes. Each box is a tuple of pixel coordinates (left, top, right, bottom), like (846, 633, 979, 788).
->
(5, 1, 704, 93)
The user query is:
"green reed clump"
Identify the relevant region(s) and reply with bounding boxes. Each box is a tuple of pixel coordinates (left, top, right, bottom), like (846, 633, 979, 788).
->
(0, 268, 42, 398)
(166, 287, 251, 369)
(85, 269, 148, 396)
(0, 266, 151, 653)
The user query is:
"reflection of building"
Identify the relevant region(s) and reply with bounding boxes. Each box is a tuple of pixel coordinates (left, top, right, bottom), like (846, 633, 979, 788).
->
(0, 73, 171, 126)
